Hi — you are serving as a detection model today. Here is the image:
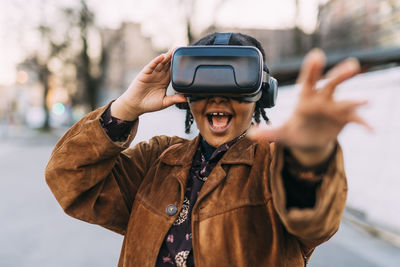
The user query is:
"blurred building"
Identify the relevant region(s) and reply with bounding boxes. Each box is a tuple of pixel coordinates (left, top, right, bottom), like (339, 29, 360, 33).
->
(99, 22, 159, 105)
(97, 2, 400, 98)
(317, 0, 400, 52)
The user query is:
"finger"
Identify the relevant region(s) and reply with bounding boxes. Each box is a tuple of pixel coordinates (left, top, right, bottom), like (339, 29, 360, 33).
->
(157, 47, 179, 73)
(159, 47, 177, 66)
(297, 49, 326, 95)
(154, 59, 167, 72)
(143, 54, 165, 75)
(247, 125, 283, 143)
(321, 58, 360, 98)
(163, 61, 171, 73)
(324, 58, 354, 78)
(163, 47, 176, 62)
(338, 99, 368, 112)
(348, 113, 373, 132)
(155, 51, 172, 72)
(162, 94, 187, 109)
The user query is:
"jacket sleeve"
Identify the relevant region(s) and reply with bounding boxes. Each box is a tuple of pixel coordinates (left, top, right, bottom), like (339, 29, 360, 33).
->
(269, 142, 347, 254)
(45, 104, 182, 235)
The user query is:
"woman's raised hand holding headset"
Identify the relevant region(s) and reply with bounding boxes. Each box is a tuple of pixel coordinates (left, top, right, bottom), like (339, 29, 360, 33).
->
(111, 48, 186, 121)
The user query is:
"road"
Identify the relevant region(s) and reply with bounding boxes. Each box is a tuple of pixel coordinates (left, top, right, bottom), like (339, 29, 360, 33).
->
(1, 130, 400, 267)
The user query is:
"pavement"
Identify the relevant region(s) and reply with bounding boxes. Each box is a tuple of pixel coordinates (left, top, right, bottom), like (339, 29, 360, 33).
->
(309, 211, 400, 267)
(1, 129, 400, 267)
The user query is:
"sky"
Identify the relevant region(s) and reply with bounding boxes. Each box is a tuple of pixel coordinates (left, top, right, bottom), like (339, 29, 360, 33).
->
(0, 0, 326, 86)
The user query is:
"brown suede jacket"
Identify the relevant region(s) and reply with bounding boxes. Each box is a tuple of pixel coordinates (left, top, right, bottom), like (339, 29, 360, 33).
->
(45, 105, 348, 267)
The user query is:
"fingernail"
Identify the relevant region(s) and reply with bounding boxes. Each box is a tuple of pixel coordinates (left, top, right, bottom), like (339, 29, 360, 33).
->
(346, 58, 360, 71)
(309, 48, 325, 62)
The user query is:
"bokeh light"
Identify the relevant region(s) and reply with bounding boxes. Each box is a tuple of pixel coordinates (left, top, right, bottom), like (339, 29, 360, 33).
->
(16, 70, 28, 84)
(52, 102, 65, 116)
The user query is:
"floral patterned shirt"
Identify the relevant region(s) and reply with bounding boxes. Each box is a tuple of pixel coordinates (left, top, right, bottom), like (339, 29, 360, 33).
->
(156, 135, 244, 267)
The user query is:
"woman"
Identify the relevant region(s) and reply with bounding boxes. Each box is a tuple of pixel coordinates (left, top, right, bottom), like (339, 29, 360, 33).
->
(45, 32, 369, 266)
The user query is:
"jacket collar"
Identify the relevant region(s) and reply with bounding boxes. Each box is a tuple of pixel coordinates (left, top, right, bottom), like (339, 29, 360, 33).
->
(220, 137, 255, 166)
(160, 135, 256, 166)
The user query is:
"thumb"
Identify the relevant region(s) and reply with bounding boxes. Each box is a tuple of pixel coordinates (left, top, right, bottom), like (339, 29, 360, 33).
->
(162, 94, 187, 109)
(247, 125, 283, 143)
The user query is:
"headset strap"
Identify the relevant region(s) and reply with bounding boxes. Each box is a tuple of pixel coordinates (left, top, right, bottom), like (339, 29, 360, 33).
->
(213, 33, 232, 45)
(263, 71, 270, 83)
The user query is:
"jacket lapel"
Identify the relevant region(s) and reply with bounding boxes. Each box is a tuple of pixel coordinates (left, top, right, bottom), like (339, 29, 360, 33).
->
(159, 135, 200, 187)
(220, 137, 255, 166)
(197, 137, 256, 204)
(159, 135, 257, 205)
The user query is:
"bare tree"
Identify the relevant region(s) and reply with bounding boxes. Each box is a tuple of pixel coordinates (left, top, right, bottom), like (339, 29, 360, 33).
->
(25, 18, 72, 131)
(24, 0, 105, 131)
(75, 0, 101, 111)
(60, 0, 103, 111)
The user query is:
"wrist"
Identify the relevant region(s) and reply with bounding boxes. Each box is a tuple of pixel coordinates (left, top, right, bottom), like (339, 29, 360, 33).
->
(288, 141, 336, 167)
(111, 97, 141, 121)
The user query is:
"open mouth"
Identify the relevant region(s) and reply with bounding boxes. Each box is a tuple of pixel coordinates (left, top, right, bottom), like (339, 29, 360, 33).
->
(206, 112, 233, 130)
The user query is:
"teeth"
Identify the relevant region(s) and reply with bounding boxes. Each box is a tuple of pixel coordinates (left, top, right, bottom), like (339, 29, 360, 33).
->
(210, 112, 228, 116)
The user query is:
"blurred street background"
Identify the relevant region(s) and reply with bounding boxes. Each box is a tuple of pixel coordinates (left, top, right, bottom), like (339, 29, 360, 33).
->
(1, 0, 400, 266)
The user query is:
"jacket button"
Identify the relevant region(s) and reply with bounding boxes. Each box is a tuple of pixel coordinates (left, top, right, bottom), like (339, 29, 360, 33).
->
(166, 204, 178, 216)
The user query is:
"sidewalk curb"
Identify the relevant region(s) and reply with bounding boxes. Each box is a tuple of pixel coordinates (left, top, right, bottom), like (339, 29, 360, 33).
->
(343, 207, 400, 248)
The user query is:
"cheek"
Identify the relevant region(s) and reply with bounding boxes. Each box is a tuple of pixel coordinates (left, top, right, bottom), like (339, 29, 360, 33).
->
(188, 101, 202, 116)
(188, 103, 204, 125)
(238, 104, 255, 123)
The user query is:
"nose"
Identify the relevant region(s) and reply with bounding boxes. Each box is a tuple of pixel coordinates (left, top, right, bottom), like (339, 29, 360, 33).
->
(208, 96, 229, 104)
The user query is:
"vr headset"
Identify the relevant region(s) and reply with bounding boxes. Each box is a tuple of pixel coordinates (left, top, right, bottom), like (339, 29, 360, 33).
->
(171, 33, 278, 109)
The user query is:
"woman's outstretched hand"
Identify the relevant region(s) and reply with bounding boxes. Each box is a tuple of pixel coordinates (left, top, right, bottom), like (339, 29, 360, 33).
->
(111, 48, 186, 121)
(248, 49, 372, 166)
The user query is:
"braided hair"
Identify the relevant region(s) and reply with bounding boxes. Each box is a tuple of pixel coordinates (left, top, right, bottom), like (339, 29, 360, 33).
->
(184, 32, 270, 134)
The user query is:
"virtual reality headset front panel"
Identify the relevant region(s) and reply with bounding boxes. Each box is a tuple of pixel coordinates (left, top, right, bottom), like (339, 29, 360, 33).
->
(171, 46, 264, 98)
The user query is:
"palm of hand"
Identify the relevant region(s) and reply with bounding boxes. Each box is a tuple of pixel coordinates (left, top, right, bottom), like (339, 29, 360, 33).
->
(249, 49, 370, 152)
(134, 63, 172, 112)
(285, 85, 366, 150)
(120, 49, 186, 117)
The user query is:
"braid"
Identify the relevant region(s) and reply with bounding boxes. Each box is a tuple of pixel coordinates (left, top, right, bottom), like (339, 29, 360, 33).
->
(185, 109, 194, 134)
(260, 107, 270, 124)
(253, 107, 261, 124)
(253, 103, 270, 125)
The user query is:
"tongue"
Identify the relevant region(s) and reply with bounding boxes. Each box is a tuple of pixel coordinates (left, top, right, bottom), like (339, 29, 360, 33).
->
(212, 116, 229, 128)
